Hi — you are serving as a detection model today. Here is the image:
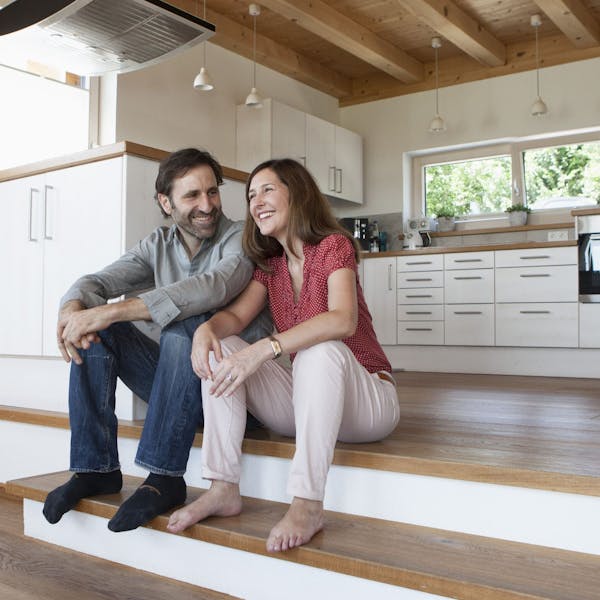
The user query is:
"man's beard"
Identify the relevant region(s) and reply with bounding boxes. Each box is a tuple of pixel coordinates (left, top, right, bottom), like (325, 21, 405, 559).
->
(175, 206, 222, 240)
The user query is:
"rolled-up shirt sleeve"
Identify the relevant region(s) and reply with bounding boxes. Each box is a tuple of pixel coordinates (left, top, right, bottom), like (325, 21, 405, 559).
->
(138, 225, 254, 327)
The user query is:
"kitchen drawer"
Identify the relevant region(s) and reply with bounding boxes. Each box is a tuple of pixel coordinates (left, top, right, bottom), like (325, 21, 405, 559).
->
(444, 304, 494, 346)
(397, 321, 444, 345)
(444, 269, 494, 303)
(398, 270, 443, 289)
(397, 287, 444, 304)
(496, 303, 578, 347)
(495, 265, 577, 303)
(398, 305, 444, 321)
(445, 251, 494, 270)
(495, 246, 576, 268)
(397, 254, 443, 272)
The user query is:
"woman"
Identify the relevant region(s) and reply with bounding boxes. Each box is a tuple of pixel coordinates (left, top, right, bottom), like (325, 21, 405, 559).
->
(167, 159, 400, 552)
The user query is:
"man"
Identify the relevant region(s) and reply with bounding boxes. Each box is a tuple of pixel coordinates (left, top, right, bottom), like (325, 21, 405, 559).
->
(43, 148, 271, 532)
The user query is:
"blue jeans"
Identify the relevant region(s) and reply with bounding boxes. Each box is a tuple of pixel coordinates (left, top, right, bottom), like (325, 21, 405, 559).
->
(69, 315, 210, 476)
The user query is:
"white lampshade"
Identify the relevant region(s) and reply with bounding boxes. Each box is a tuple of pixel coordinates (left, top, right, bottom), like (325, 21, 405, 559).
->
(530, 96, 548, 116)
(193, 67, 214, 91)
(429, 114, 446, 133)
(245, 86, 263, 108)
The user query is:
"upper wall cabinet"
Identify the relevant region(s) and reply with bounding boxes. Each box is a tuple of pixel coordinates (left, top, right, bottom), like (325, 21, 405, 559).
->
(236, 99, 363, 204)
(236, 99, 306, 173)
(305, 114, 363, 204)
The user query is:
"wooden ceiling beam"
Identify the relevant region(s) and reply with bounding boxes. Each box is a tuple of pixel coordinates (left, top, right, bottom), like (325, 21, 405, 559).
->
(533, 0, 600, 48)
(165, 0, 352, 98)
(258, 0, 423, 83)
(397, 0, 506, 67)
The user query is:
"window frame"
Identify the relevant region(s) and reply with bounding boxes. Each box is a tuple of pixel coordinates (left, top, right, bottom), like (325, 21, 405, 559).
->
(411, 129, 600, 223)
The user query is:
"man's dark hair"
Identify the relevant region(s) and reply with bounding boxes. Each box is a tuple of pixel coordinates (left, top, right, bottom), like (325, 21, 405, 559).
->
(154, 148, 224, 217)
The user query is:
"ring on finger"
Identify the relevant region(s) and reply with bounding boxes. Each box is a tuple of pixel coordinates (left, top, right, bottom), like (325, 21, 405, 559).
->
(227, 373, 236, 382)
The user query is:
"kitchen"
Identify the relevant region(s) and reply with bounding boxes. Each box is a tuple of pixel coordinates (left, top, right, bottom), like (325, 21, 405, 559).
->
(1, 1, 600, 599)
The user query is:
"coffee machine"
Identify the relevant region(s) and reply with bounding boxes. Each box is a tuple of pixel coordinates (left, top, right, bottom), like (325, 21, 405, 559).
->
(339, 217, 370, 251)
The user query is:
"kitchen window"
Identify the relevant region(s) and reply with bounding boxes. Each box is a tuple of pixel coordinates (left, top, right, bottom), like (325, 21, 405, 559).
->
(412, 131, 600, 221)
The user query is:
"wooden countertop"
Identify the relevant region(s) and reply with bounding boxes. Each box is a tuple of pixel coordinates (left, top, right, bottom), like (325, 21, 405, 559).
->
(362, 239, 577, 259)
(0, 141, 249, 183)
(572, 207, 600, 217)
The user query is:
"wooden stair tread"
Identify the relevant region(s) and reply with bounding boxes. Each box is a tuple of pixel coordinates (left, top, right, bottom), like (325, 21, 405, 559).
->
(2, 403, 600, 496)
(8, 471, 600, 600)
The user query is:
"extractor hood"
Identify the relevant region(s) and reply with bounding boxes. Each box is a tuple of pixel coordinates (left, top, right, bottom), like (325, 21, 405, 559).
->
(0, 0, 215, 75)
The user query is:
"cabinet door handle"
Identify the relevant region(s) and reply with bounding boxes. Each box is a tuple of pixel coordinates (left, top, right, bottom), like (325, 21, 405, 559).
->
(336, 168, 342, 193)
(28, 187, 40, 242)
(44, 184, 55, 240)
(519, 273, 550, 278)
(406, 311, 432, 315)
(406, 277, 432, 282)
(405, 294, 433, 298)
(519, 255, 550, 260)
(520, 310, 551, 314)
(453, 276, 482, 280)
(328, 166, 336, 192)
(405, 261, 432, 265)
(405, 327, 433, 331)
(387, 264, 393, 291)
(453, 258, 482, 263)
(453, 311, 482, 315)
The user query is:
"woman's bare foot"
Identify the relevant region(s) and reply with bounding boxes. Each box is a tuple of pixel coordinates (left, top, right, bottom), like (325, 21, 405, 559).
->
(167, 480, 242, 533)
(266, 497, 324, 552)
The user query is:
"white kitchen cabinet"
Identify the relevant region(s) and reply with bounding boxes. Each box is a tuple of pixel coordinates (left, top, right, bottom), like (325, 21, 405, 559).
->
(445, 304, 495, 346)
(363, 257, 396, 345)
(305, 114, 363, 204)
(0, 155, 161, 358)
(496, 303, 578, 347)
(444, 269, 494, 304)
(398, 270, 444, 289)
(495, 246, 578, 348)
(579, 303, 600, 348)
(495, 265, 577, 303)
(397, 321, 444, 345)
(444, 251, 494, 270)
(397, 254, 444, 272)
(236, 99, 306, 173)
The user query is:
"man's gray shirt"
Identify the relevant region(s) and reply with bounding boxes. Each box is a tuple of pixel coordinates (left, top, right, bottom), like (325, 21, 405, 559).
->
(61, 215, 272, 341)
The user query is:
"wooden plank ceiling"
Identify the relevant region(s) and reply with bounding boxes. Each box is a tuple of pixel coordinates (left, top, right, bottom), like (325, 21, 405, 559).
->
(171, 1, 600, 106)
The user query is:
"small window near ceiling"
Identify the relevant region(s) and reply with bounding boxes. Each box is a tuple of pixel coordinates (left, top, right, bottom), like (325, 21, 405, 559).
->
(523, 141, 600, 210)
(424, 155, 512, 217)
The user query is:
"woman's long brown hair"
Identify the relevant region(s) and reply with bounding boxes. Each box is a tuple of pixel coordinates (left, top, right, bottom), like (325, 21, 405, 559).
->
(243, 159, 360, 272)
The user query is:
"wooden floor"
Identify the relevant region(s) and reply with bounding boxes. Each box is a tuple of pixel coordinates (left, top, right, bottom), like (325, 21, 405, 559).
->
(0, 492, 236, 600)
(2, 371, 600, 495)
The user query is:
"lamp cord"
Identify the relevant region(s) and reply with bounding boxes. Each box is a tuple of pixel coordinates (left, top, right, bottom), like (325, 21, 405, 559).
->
(434, 45, 439, 115)
(252, 13, 257, 88)
(535, 24, 540, 97)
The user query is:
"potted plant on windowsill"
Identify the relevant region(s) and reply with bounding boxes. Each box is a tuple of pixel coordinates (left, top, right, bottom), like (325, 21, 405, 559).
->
(435, 208, 456, 232)
(505, 203, 531, 227)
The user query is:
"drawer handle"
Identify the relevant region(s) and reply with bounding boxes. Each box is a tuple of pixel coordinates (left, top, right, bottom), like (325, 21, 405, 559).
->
(519, 273, 550, 278)
(405, 327, 433, 331)
(406, 277, 433, 282)
(388, 264, 393, 291)
(453, 311, 482, 315)
(405, 294, 433, 298)
(520, 310, 551, 314)
(406, 311, 433, 315)
(453, 276, 482, 280)
(453, 259, 482, 263)
(405, 261, 433, 265)
(519, 255, 550, 260)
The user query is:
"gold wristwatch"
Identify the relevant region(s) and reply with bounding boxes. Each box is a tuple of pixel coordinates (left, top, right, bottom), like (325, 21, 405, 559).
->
(269, 335, 282, 359)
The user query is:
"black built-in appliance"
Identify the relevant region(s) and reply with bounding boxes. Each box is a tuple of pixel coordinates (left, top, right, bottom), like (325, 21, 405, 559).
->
(577, 214, 600, 303)
(339, 217, 370, 251)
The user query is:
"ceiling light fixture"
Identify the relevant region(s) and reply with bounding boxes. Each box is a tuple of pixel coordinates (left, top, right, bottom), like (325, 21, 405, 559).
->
(429, 37, 446, 133)
(245, 3, 263, 108)
(530, 13, 547, 116)
(193, 0, 214, 91)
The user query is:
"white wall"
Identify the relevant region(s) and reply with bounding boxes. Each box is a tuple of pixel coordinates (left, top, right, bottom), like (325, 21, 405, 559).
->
(113, 42, 339, 167)
(339, 56, 600, 218)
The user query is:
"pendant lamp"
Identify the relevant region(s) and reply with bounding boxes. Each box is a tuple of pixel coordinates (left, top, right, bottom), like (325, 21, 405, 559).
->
(530, 14, 547, 116)
(429, 37, 446, 133)
(245, 4, 263, 108)
(193, 0, 214, 91)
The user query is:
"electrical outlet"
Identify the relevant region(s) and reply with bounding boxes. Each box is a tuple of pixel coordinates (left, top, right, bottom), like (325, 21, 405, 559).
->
(547, 230, 568, 242)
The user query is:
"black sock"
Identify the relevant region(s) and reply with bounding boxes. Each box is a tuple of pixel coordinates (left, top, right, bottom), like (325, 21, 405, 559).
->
(43, 470, 122, 524)
(107, 473, 186, 532)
